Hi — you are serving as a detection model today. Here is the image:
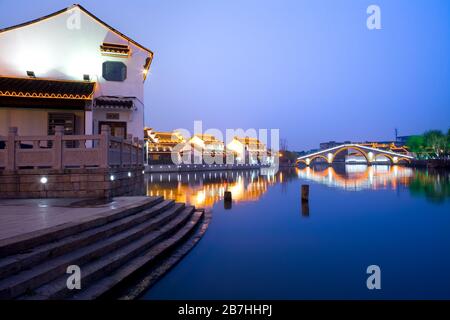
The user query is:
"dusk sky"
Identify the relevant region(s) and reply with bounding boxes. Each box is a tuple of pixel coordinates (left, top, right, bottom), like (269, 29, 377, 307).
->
(1, 0, 449, 150)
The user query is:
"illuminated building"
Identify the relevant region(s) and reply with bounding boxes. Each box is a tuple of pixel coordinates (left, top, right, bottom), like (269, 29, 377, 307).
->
(144, 127, 186, 164)
(0, 4, 153, 140)
(180, 134, 226, 164)
(226, 136, 270, 165)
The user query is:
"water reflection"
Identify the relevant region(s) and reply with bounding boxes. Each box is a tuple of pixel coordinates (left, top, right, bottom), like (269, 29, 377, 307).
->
(409, 169, 450, 203)
(296, 164, 414, 191)
(145, 169, 297, 208)
(145, 166, 449, 208)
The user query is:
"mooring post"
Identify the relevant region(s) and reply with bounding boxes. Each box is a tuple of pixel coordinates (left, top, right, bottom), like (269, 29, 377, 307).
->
(301, 184, 309, 202)
(224, 190, 232, 210)
(302, 201, 310, 217)
(224, 191, 232, 202)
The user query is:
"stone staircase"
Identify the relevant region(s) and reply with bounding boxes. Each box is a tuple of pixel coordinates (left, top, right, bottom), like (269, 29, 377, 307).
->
(0, 196, 205, 300)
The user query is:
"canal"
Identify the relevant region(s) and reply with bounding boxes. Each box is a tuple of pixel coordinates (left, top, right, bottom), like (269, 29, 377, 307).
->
(142, 165, 450, 299)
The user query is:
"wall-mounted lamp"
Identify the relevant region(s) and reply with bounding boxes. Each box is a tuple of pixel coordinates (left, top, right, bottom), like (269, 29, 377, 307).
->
(26, 71, 36, 78)
(83, 74, 90, 81)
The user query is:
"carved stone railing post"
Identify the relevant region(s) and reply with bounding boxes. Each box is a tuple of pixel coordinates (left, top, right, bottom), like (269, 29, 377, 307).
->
(53, 125, 64, 170)
(127, 134, 133, 166)
(139, 140, 144, 165)
(119, 137, 124, 167)
(100, 125, 111, 168)
(133, 137, 139, 166)
(6, 127, 17, 171)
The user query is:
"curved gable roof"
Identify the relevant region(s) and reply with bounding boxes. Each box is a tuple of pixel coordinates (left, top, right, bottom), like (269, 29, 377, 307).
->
(0, 4, 154, 57)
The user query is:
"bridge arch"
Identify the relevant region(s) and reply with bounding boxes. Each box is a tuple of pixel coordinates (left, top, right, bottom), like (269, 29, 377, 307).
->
(332, 146, 369, 163)
(308, 154, 329, 164)
(374, 153, 411, 164)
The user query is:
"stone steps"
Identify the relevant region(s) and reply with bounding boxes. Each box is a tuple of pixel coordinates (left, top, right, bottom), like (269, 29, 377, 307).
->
(72, 210, 204, 300)
(0, 199, 175, 280)
(0, 196, 164, 257)
(26, 208, 202, 300)
(0, 197, 204, 300)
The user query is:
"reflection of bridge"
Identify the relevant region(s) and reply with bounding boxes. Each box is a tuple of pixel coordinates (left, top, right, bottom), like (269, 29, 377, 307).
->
(297, 144, 415, 166)
(296, 166, 414, 191)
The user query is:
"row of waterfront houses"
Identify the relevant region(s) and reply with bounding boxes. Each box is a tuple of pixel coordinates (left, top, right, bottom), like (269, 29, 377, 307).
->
(144, 128, 274, 165)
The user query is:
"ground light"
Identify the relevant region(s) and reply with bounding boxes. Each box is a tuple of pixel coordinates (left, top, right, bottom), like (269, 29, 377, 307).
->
(40, 177, 48, 184)
(110, 175, 115, 181)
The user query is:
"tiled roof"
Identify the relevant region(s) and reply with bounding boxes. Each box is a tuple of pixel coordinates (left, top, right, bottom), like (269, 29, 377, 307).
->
(0, 77, 95, 100)
(95, 97, 134, 109)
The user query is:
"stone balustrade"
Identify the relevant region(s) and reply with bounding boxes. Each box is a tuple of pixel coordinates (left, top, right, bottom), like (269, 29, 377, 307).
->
(0, 126, 144, 171)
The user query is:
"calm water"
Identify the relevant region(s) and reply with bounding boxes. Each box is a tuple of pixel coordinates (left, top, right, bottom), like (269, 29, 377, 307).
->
(143, 165, 450, 299)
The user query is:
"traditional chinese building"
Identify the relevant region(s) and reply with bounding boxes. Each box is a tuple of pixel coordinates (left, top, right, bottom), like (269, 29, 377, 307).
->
(227, 136, 269, 164)
(181, 134, 226, 164)
(0, 4, 153, 140)
(0, 5, 152, 198)
(144, 127, 186, 164)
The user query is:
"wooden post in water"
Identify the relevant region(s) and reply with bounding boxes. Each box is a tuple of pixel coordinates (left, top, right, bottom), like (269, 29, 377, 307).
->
(224, 191, 232, 210)
(301, 184, 309, 202)
(302, 201, 310, 217)
(224, 191, 232, 202)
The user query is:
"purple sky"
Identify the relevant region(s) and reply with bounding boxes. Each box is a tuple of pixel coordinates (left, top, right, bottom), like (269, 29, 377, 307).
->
(1, 0, 449, 150)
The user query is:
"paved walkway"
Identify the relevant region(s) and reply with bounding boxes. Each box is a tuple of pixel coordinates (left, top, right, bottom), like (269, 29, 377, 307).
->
(0, 197, 150, 241)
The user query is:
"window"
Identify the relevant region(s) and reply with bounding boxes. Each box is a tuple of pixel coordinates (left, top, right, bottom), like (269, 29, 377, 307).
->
(48, 113, 76, 148)
(102, 61, 127, 81)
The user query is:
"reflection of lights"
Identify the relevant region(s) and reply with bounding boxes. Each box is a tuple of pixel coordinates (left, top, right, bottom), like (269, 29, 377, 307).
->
(297, 165, 414, 191)
(146, 170, 278, 208)
(196, 191, 205, 205)
(327, 153, 333, 164)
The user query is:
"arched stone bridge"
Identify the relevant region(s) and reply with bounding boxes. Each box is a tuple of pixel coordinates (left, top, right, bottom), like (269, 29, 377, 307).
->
(296, 144, 415, 166)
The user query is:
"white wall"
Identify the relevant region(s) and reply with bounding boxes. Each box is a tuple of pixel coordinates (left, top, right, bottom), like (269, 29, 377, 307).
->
(0, 6, 150, 140)
(0, 108, 84, 136)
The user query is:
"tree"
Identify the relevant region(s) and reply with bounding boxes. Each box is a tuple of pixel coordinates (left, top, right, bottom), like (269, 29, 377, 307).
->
(407, 135, 426, 158)
(423, 130, 446, 158)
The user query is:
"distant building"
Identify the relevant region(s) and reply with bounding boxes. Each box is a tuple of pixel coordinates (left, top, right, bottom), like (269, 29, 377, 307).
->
(144, 128, 186, 164)
(227, 136, 269, 165)
(181, 134, 226, 164)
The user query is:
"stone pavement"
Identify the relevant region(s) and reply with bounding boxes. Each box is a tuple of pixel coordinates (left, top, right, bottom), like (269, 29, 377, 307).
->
(0, 197, 150, 241)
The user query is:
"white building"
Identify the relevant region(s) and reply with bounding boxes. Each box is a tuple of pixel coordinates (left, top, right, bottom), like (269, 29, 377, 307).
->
(227, 136, 269, 165)
(0, 4, 153, 140)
